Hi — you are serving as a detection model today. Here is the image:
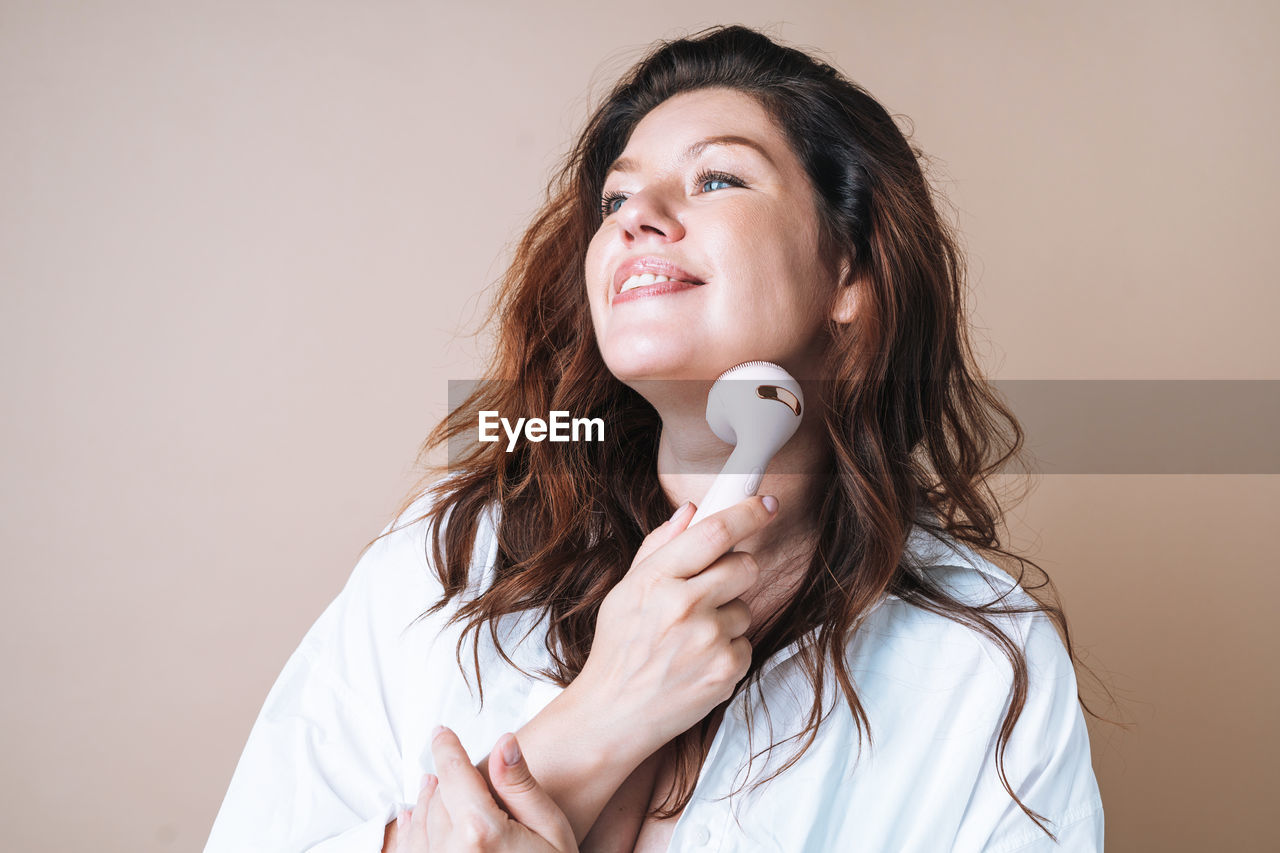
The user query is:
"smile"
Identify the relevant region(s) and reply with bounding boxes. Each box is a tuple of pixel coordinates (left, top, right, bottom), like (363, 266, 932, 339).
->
(619, 272, 699, 293)
(610, 255, 707, 305)
(613, 277, 703, 305)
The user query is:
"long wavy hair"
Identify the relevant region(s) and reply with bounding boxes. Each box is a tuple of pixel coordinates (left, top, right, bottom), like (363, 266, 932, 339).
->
(372, 24, 1112, 840)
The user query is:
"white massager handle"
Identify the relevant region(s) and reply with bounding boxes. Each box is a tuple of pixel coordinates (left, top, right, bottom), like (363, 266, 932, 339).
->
(688, 361, 804, 528)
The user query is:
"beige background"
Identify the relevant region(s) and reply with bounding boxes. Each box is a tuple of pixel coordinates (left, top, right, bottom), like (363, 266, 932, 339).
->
(3, 1, 1277, 850)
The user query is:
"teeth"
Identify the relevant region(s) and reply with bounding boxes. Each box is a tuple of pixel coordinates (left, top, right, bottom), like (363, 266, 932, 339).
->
(619, 272, 692, 293)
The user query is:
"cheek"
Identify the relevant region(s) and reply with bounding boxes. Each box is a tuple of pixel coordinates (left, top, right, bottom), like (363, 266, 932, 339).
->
(584, 237, 602, 288)
(583, 237, 609, 317)
(701, 216, 830, 354)
(755, 205, 829, 314)
(717, 209, 825, 309)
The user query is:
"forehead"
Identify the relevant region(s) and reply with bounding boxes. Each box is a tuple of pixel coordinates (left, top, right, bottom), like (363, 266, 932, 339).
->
(607, 88, 794, 176)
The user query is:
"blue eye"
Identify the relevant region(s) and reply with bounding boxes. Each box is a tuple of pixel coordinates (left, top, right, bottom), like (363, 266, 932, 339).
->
(698, 170, 744, 194)
(600, 192, 627, 218)
(598, 170, 746, 221)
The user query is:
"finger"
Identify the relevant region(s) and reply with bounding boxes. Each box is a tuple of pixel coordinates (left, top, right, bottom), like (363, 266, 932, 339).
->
(415, 772, 438, 817)
(686, 551, 760, 609)
(426, 776, 452, 844)
(429, 726, 504, 838)
(631, 500, 696, 567)
(487, 733, 578, 852)
(391, 807, 409, 853)
(417, 773, 438, 809)
(729, 635, 753, 679)
(641, 495, 778, 580)
(405, 774, 436, 850)
(712, 597, 753, 639)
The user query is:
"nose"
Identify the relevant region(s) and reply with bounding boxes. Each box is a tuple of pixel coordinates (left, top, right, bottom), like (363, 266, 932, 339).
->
(613, 186, 686, 245)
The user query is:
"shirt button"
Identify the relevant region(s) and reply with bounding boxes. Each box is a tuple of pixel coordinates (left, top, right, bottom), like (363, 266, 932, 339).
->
(691, 824, 711, 846)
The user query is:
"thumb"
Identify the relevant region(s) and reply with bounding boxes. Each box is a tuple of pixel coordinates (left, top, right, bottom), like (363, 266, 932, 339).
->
(631, 500, 696, 568)
(488, 733, 577, 852)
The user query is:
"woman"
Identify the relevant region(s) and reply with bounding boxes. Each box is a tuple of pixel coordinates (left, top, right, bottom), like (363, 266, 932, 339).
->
(207, 25, 1106, 853)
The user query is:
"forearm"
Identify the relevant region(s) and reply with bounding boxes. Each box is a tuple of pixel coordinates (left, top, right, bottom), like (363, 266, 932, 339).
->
(475, 683, 657, 843)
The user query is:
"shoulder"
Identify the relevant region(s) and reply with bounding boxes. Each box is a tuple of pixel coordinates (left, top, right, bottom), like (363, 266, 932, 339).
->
(848, 525, 1078, 715)
(347, 482, 502, 624)
(349, 488, 555, 673)
(285, 482, 505, 679)
(902, 524, 1038, 611)
(878, 527, 1102, 847)
(899, 524, 1046, 644)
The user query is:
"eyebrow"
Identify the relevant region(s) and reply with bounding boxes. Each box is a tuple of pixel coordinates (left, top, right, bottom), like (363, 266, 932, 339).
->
(604, 135, 777, 180)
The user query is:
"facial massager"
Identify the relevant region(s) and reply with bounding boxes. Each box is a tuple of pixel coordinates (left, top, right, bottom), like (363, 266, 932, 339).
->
(688, 360, 804, 527)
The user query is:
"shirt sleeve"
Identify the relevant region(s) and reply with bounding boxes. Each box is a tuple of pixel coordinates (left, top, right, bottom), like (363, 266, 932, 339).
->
(204, 497, 448, 853)
(956, 610, 1106, 852)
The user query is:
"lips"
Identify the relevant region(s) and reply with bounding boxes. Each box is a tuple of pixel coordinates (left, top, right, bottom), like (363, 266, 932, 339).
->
(611, 256, 705, 301)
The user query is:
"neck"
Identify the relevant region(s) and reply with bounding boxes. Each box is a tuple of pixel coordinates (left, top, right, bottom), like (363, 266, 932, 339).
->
(649, 387, 831, 636)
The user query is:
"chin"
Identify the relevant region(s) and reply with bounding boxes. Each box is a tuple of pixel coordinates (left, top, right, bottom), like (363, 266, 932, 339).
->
(601, 339, 691, 379)
(605, 359, 688, 384)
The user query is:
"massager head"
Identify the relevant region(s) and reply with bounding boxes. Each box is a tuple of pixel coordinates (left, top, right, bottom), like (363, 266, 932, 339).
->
(706, 360, 804, 460)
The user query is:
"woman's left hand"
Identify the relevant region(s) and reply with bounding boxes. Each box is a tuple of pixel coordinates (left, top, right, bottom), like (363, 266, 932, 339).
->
(394, 726, 579, 853)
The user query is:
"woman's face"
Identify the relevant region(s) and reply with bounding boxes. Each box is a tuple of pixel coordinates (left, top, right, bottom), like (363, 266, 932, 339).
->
(585, 87, 851, 384)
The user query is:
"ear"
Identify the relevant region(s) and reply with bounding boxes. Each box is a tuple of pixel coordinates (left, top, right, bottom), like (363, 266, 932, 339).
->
(829, 256, 858, 325)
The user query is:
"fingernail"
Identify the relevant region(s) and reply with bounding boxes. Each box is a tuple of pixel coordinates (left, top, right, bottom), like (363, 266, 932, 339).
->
(430, 724, 446, 740)
(420, 771, 432, 790)
(668, 501, 690, 523)
(762, 495, 778, 514)
(396, 809, 406, 831)
(501, 734, 522, 766)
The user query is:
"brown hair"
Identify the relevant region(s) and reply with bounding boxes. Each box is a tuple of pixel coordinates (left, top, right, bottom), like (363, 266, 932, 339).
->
(375, 24, 1113, 841)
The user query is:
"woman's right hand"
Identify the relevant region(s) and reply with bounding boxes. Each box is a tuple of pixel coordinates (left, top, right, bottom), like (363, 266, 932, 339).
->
(570, 495, 778, 753)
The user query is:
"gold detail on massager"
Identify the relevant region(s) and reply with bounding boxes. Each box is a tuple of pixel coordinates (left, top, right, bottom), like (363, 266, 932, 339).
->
(756, 384, 802, 416)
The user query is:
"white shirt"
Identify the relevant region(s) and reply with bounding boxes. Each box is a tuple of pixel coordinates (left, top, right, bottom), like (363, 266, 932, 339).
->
(205, 491, 1104, 852)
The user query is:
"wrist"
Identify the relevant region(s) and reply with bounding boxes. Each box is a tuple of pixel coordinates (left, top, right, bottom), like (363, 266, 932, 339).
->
(552, 678, 660, 769)
(508, 679, 658, 843)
